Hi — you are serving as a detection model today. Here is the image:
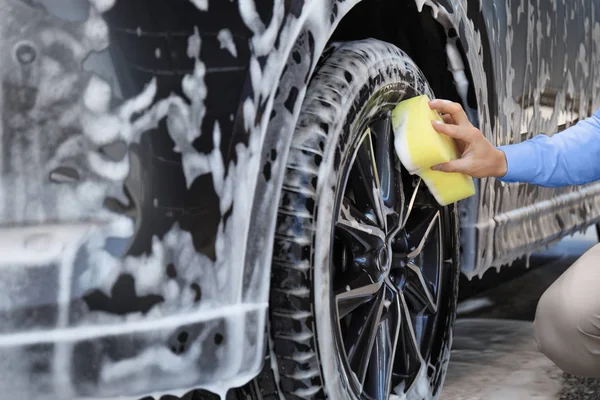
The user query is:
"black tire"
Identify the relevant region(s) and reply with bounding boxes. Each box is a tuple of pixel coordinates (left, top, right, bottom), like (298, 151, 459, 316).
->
(258, 39, 460, 400)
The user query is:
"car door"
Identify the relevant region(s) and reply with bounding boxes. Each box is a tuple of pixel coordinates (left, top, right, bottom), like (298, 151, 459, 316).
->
(463, 0, 600, 277)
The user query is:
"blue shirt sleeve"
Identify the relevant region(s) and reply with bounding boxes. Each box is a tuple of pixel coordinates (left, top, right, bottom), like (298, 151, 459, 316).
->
(496, 109, 600, 187)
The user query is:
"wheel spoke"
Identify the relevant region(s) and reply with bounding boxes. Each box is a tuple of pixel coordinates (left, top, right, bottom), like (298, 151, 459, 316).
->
(344, 291, 385, 385)
(371, 115, 401, 211)
(349, 129, 386, 230)
(404, 262, 437, 313)
(336, 198, 386, 255)
(336, 280, 382, 319)
(406, 210, 440, 259)
(366, 285, 400, 400)
(371, 115, 404, 236)
(393, 293, 423, 381)
(401, 178, 422, 229)
(390, 252, 407, 270)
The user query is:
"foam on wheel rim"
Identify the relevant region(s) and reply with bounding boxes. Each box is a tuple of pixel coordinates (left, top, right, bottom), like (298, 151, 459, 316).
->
(266, 39, 460, 400)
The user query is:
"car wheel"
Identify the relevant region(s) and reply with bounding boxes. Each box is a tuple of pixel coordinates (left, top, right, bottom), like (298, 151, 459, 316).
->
(248, 39, 461, 400)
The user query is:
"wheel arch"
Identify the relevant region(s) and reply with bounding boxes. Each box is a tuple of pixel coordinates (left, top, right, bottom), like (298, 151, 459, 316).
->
(241, 0, 362, 306)
(425, 0, 498, 278)
(236, 0, 362, 388)
(420, 0, 498, 277)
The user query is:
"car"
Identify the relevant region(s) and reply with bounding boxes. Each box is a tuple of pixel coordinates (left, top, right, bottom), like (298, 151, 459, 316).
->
(1, 0, 599, 399)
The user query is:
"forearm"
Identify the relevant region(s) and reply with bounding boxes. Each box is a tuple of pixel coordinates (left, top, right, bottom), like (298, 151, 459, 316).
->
(497, 110, 600, 187)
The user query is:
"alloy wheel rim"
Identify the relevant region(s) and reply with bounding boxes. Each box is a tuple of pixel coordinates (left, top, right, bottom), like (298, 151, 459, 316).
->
(330, 111, 445, 399)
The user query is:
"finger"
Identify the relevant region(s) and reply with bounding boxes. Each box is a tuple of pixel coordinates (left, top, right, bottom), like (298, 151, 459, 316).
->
(429, 99, 469, 125)
(431, 158, 472, 174)
(431, 120, 473, 141)
(441, 114, 455, 125)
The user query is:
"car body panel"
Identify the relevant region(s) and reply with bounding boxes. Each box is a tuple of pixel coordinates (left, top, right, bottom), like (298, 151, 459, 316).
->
(2, 0, 600, 398)
(464, 0, 600, 277)
(0, 0, 361, 398)
(416, 0, 600, 278)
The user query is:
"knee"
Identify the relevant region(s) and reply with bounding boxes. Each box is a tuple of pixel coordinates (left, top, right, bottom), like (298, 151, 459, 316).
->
(534, 285, 600, 377)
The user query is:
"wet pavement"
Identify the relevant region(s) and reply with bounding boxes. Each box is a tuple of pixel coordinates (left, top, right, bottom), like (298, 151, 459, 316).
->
(442, 228, 600, 399)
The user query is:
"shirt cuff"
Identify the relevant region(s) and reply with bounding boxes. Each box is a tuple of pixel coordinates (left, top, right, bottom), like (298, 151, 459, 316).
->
(496, 143, 536, 183)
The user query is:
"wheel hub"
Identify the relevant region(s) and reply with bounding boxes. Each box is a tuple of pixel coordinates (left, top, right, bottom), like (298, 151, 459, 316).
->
(377, 246, 390, 272)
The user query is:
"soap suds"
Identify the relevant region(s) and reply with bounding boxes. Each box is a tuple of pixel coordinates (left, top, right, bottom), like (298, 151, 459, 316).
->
(392, 363, 432, 400)
(456, 297, 495, 315)
(189, 0, 208, 11)
(0, 0, 268, 398)
(4, 0, 599, 398)
(89, 0, 116, 13)
(217, 29, 238, 58)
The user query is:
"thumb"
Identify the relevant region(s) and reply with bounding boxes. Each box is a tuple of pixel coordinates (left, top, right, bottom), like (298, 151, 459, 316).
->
(431, 158, 471, 174)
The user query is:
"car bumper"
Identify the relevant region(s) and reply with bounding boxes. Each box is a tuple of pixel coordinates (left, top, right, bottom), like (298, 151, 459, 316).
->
(0, 223, 267, 399)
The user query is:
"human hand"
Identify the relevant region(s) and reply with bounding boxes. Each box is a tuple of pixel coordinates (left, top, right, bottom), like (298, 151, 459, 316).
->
(428, 99, 508, 178)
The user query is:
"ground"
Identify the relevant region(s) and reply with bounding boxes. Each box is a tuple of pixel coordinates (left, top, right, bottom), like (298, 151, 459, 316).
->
(442, 228, 600, 399)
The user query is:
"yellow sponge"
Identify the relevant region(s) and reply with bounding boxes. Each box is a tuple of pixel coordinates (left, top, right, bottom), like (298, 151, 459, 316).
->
(391, 94, 475, 206)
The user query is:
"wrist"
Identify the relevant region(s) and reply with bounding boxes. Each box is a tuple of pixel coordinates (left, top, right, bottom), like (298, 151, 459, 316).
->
(492, 148, 508, 178)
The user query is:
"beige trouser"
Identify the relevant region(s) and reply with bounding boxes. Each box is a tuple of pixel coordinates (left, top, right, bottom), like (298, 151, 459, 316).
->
(534, 243, 600, 377)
